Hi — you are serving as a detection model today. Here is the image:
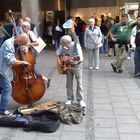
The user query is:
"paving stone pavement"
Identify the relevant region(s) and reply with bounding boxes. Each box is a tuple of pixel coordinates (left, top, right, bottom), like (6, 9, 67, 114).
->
(0, 48, 140, 140)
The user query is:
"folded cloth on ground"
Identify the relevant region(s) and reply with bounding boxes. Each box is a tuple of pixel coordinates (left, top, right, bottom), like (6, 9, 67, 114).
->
(18, 100, 60, 115)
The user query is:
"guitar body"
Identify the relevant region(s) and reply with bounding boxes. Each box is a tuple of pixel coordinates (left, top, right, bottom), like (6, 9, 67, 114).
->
(57, 55, 71, 74)
(57, 55, 80, 74)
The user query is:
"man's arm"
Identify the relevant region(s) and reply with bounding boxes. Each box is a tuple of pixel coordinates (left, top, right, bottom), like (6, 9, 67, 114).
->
(129, 21, 137, 28)
(109, 32, 117, 42)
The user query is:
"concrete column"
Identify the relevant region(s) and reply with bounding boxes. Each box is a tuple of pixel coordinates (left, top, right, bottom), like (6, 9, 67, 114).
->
(138, 1, 140, 15)
(21, 0, 40, 31)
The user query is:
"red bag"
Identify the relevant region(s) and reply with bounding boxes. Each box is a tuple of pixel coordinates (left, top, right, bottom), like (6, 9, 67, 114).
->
(81, 23, 86, 32)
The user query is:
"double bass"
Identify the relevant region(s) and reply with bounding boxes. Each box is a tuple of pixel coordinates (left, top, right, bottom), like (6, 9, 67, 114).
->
(8, 10, 46, 105)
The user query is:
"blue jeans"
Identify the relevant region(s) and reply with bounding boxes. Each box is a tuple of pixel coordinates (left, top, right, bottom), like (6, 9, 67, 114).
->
(78, 32, 84, 47)
(54, 39, 60, 50)
(100, 36, 108, 53)
(128, 49, 135, 59)
(0, 74, 12, 112)
(134, 47, 140, 74)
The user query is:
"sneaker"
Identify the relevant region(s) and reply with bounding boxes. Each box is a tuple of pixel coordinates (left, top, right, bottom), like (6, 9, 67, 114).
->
(111, 63, 116, 72)
(89, 67, 93, 70)
(65, 100, 72, 105)
(4, 110, 13, 116)
(105, 54, 112, 57)
(79, 100, 86, 108)
(94, 67, 99, 70)
(42, 76, 51, 88)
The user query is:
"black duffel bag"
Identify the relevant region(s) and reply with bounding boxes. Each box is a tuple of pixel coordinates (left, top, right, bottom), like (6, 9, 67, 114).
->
(23, 110, 60, 133)
(0, 110, 60, 133)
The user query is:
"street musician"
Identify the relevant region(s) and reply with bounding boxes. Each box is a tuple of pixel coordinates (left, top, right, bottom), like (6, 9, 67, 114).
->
(56, 35, 86, 108)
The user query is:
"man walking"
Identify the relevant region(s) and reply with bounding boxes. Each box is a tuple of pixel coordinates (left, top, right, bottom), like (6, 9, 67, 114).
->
(110, 14, 136, 73)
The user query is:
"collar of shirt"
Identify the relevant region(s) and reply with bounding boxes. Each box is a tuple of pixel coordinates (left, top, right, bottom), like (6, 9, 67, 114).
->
(89, 26, 96, 31)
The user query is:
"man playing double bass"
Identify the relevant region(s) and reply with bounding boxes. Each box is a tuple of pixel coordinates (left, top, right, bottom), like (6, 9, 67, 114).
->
(0, 33, 30, 116)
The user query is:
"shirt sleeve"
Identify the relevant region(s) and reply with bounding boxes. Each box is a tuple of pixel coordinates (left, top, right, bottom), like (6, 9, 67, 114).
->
(110, 24, 118, 34)
(76, 43, 83, 61)
(128, 21, 137, 28)
(131, 26, 137, 37)
(29, 31, 37, 42)
(97, 27, 103, 42)
(3, 43, 16, 65)
(33, 27, 38, 37)
(56, 46, 63, 55)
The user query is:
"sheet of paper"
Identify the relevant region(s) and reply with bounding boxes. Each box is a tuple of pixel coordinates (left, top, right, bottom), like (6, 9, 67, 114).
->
(34, 37, 46, 53)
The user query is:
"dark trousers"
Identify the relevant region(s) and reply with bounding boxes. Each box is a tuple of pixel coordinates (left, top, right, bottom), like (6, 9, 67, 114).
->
(134, 47, 140, 74)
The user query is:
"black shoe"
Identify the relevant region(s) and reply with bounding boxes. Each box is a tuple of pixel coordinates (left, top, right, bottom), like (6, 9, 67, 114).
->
(111, 63, 116, 72)
(134, 73, 140, 77)
(117, 70, 123, 74)
(47, 79, 51, 88)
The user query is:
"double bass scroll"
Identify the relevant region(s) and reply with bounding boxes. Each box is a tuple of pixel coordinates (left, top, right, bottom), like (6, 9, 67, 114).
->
(7, 9, 18, 36)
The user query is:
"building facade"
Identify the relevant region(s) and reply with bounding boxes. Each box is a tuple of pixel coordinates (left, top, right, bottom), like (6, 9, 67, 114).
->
(0, 0, 139, 36)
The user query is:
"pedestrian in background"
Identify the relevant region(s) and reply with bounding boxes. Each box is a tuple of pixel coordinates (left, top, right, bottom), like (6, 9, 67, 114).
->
(63, 16, 79, 43)
(133, 16, 140, 77)
(110, 14, 137, 73)
(52, 19, 64, 50)
(84, 18, 102, 70)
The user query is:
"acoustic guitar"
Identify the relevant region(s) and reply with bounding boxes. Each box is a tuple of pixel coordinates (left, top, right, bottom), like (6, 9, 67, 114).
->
(57, 55, 80, 74)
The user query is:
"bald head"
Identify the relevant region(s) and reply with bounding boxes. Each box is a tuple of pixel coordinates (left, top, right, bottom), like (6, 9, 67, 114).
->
(15, 33, 29, 46)
(24, 17, 31, 23)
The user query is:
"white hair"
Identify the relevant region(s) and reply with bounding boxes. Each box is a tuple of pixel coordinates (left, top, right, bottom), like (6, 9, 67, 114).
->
(89, 18, 95, 24)
(21, 21, 31, 29)
(60, 35, 72, 47)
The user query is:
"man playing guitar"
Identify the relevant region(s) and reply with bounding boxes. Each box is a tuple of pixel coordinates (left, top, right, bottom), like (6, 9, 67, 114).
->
(56, 35, 86, 108)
